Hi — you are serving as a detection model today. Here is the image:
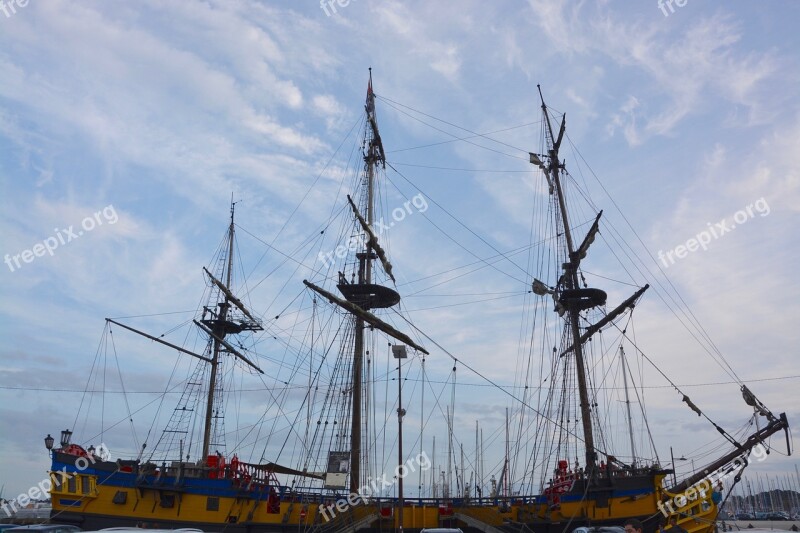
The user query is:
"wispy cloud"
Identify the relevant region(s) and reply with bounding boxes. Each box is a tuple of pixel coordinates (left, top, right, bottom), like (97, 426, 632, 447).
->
(1, 0, 798, 498)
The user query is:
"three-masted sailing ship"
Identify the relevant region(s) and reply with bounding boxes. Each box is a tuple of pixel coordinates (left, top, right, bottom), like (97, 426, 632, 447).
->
(45, 74, 790, 533)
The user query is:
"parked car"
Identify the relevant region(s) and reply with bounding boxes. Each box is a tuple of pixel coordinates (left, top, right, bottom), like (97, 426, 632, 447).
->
(735, 512, 755, 520)
(4, 526, 80, 533)
(572, 527, 626, 533)
(80, 530, 203, 533)
(767, 511, 791, 521)
(754, 512, 769, 520)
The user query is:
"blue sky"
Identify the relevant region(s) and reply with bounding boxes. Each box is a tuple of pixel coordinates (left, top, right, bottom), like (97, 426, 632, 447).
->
(1, 1, 799, 500)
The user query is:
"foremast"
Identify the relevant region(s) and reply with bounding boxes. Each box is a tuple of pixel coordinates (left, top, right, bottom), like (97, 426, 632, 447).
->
(196, 202, 265, 459)
(201, 204, 233, 459)
(106, 203, 264, 463)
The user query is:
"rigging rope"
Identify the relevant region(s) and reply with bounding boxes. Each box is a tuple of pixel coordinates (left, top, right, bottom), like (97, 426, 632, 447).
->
(565, 134, 745, 386)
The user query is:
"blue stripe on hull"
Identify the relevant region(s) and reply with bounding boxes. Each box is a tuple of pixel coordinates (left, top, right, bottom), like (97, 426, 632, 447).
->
(51, 459, 288, 499)
(51, 459, 655, 504)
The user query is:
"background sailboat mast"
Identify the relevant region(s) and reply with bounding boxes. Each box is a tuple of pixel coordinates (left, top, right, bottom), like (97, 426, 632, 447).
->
(538, 85, 597, 474)
(201, 202, 236, 460)
(621, 347, 637, 467)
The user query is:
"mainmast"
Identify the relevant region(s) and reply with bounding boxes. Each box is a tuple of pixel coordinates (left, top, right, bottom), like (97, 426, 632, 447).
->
(348, 70, 391, 493)
(536, 85, 598, 475)
(304, 71, 424, 497)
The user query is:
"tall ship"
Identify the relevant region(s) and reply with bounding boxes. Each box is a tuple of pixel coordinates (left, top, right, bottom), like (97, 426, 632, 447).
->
(44, 73, 790, 533)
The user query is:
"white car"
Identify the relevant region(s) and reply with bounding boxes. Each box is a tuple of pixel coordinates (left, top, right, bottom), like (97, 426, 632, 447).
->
(572, 527, 626, 533)
(80, 530, 205, 533)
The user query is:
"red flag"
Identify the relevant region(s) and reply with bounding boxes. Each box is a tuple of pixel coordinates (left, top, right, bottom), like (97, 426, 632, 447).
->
(366, 78, 374, 115)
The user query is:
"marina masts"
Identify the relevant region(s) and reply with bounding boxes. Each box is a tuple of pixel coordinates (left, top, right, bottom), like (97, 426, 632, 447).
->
(621, 347, 637, 467)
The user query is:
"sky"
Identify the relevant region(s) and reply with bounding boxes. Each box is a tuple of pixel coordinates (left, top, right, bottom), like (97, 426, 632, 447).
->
(1, 0, 799, 503)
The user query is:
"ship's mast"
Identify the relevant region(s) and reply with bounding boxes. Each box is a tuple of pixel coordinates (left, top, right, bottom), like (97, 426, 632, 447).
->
(306, 70, 418, 497)
(201, 203, 236, 460)
(350, 69, 382, 493)
(538, 85, 598, 475)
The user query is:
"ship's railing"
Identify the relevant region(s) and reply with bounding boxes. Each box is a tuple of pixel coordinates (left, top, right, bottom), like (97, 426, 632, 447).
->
(133, 458, 280, 489)
(271, 490, 544, 507)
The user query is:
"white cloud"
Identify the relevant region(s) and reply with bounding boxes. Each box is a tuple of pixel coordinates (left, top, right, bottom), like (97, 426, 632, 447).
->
(1, 0, 798, 498)
(527, 1, 780, 144)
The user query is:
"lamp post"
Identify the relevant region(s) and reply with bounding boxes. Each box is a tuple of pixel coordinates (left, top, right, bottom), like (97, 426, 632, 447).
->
(392, 345, 408, 533)
(670, 446, 677, 485)
(669, 447, 689, 485)
(60, 429, 72, 448)
(44, 434, 55, 451)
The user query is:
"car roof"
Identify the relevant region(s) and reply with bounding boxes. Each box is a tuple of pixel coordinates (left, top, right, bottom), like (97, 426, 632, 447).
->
(4, 527, 79, 532)
(84, 529, 204, 533)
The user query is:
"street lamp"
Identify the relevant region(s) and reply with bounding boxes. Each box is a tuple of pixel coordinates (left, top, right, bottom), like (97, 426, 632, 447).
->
(669, 446, 689, 485)
(676, 454, 689, 481)
(392, 344, 408, 533)
(44, 434, 55, 451)
(60, 429, 73, 448)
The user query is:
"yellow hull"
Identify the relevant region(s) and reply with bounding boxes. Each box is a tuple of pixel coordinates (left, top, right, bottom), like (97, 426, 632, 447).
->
(50, 469, 717, 533)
